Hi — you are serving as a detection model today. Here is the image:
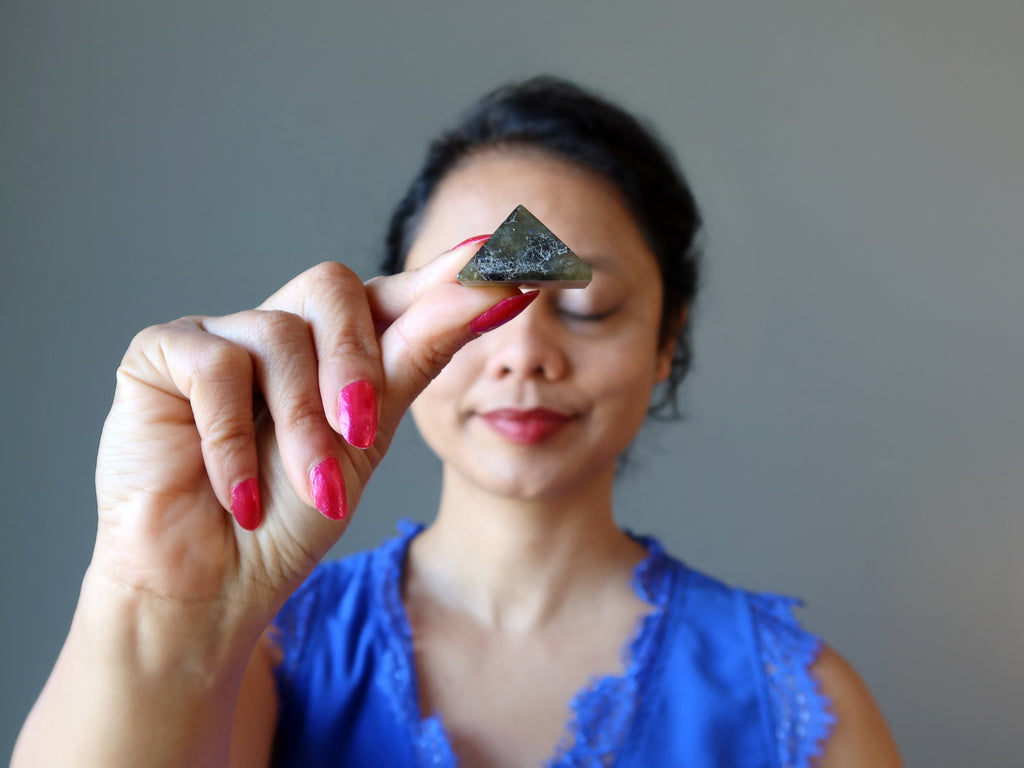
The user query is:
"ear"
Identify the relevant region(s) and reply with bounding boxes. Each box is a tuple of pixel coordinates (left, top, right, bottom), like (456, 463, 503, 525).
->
(654, 304, 688, 383)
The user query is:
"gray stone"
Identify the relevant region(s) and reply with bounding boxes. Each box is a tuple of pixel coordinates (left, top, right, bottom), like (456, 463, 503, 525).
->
(457, 205, 592, 288)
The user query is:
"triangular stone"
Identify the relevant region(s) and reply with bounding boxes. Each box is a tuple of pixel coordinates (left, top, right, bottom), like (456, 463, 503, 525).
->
(457, 205, 592, 288)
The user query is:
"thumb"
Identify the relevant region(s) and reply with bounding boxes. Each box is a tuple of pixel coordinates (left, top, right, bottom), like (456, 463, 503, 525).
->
(365, 235, 493, 328)
(377, 283, 538, 435)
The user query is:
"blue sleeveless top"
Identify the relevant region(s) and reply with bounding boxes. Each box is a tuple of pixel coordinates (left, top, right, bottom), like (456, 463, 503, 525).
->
(271, 522, 835, 767)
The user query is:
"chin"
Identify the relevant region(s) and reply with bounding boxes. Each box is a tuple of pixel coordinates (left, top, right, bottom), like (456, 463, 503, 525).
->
(462, 453, 614, 503)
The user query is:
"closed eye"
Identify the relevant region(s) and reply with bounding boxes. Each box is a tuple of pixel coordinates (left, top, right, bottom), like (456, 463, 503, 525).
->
(558, 306, 618, 322)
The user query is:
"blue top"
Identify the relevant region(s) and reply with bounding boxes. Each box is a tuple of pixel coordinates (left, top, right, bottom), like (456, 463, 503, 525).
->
(272, 522, 835, 767)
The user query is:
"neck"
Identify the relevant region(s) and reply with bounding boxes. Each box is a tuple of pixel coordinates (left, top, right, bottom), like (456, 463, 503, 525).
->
(406, 466, 645, 633)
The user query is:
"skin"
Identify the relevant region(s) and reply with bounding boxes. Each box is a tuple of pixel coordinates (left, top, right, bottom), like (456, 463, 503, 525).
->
(12, 245, 523, 767)
(402, 150, 902, 766)
(400, 150, 679, 764)
(12, 148, 902, 768)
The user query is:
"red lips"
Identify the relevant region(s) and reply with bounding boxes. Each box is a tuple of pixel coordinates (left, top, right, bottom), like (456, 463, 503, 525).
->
(478, 408, 573, 445)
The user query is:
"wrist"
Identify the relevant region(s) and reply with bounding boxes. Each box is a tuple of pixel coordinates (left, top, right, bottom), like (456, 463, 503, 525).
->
(14, 569, 266, 768)
(76, 564, 261, 687)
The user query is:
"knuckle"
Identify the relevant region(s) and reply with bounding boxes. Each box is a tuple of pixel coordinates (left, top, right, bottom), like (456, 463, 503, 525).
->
(201, 417, 254, 453)
(193, 338, 250, 382)
(332, 332, 377, 362)
(279, 399, 328, 434)
(396, 324, 456, 383)
(256, 309, 308, 340)
(124, 315, 211, 362)
(126, 321, 173, 354)
(120, 318, 202, 377)
(420, 337, 457, 376)
(241, 309, 311, 355)
(306, 260, 359, 288)
(303, 262, 371, 318)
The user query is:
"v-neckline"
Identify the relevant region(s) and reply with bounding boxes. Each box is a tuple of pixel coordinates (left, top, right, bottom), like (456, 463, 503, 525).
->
(372, 520, 677, 767)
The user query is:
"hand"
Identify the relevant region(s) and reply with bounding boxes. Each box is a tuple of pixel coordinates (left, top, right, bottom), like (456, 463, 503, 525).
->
(89, 241, 530, 650)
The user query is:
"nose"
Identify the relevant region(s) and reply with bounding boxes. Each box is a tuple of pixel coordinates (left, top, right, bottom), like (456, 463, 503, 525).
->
(483, 295, 569, 381)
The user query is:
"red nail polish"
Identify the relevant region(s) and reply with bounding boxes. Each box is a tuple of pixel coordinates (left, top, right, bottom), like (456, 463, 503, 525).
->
(338, 380, 378, 449)
(231, 478, 262, 531)
(469, 291, 540, 335)
(310, 457, 346, 520)
(449, 234, 491, 251)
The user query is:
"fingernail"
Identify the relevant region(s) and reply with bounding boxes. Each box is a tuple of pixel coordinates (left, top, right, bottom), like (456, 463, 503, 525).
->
(338, 380, 378, 449)
(469, 291, 540, 335)
(231, 478, 262, 531)
(449, 234, 491, 252)
(310, 457, 346, 521)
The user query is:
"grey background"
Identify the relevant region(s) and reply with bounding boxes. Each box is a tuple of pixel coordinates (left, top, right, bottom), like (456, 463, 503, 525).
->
(3, 1, 1022, 764)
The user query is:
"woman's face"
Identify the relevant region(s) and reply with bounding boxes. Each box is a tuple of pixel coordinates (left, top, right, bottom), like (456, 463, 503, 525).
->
(405, 149, 678, 501)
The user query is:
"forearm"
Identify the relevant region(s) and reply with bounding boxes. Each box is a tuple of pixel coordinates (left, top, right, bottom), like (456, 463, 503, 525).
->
(12, 568, 257, 768)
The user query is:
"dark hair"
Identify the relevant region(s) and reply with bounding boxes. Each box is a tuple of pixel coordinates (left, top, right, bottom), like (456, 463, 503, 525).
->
(382, 76, 702, 418)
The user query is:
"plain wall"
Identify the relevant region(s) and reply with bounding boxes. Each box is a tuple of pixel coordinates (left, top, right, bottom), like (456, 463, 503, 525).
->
(3, 1, 1022, 764)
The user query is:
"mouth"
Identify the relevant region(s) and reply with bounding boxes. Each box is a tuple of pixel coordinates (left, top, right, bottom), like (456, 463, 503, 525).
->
(478, 408, 574, 445)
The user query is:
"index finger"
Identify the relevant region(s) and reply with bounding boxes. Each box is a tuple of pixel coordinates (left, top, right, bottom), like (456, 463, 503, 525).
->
(365, 235, 491, 327)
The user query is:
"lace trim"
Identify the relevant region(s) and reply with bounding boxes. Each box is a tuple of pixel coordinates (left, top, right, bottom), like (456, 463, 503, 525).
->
(548, 535, 673, 767)
(375, 520, 456, 767)
(373, 523, 671, 768)
(369, 522, 834, 767)
(751, 594, 837, 768)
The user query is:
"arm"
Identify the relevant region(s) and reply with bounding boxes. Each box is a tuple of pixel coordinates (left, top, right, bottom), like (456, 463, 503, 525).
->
(13, 570, 261, 768)
(230, 635, 280, 768)
(14, 600, 280, 768)
(12, 245, 524, 767)
(814, 645, 903, 768)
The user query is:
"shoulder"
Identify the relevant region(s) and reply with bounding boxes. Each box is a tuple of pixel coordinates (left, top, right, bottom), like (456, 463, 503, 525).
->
(652, 550, 898, 766)
(730, 583, 902, 767)
(811, 646, 903, 767)
(721, 579, 902, 767)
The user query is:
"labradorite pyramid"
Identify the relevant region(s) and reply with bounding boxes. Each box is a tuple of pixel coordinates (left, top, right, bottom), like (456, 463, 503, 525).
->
(457, 205, 592, 288)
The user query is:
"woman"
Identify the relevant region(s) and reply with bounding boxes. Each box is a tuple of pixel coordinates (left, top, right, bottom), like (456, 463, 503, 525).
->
(13, 77, 901, 767)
